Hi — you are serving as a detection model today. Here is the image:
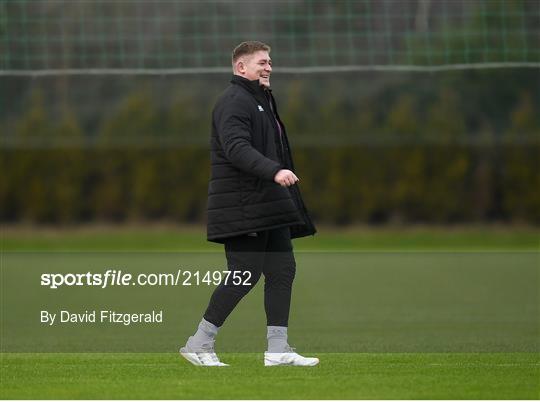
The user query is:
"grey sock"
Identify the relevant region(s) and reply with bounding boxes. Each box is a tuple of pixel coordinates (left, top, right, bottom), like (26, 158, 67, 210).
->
(267, 326, 289, 352)
(188, 318, 219, 349)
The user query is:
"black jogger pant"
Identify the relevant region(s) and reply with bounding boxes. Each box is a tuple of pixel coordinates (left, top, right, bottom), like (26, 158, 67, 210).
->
(203, 227, 296, 327)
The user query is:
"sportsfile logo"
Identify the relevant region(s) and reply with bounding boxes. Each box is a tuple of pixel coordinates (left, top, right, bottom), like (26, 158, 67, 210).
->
(40, 269, 252, 289)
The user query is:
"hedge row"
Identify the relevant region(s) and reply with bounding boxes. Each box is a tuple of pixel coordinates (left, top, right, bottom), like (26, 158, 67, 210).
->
(2, 144, 538, 224)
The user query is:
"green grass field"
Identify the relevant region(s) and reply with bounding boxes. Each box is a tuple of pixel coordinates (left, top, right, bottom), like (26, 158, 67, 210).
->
(2, 353, 538, 399)
(1, 226, 539, 399)
(2, 224, 539, 251)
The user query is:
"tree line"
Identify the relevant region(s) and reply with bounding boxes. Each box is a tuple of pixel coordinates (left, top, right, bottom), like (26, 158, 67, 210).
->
(1, 72, 538, 225)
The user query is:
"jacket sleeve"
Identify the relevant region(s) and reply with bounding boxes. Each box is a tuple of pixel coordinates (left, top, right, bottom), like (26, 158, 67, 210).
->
(216, 99, 282, 181)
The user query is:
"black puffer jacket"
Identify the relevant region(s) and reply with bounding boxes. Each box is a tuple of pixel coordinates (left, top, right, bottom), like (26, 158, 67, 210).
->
(207, 75, 316, 243)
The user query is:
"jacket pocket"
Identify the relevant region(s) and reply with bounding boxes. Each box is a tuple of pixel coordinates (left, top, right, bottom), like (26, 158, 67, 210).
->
(255, 178, 263, 193)
(241, 176, 261, 205)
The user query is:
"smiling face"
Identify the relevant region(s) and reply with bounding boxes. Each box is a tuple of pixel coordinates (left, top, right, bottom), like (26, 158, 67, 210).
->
(235, 50, 272, 88)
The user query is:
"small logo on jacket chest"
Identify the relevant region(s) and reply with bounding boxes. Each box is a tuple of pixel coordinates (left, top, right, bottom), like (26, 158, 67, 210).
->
(257, 105, 264, 112)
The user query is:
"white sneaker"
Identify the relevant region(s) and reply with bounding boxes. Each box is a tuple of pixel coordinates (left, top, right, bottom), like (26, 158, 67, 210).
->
(264, 346, 319, 366)
(179, 338, 229, 367)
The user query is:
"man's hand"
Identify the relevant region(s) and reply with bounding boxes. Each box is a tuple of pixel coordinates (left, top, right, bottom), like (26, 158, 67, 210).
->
(274, 169, 299, 187)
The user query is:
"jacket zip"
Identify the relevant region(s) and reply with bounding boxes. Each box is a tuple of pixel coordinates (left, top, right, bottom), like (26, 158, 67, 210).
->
(266, 93, 285, 162)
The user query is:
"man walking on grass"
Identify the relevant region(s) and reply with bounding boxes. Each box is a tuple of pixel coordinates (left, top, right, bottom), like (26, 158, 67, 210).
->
(180, 41, 317, 366)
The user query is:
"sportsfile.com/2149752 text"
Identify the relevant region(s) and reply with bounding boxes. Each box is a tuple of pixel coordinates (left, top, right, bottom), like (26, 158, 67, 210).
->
(40, 270, 253, 289)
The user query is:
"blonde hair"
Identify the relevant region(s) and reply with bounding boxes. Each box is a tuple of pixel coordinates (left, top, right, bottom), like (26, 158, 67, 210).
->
(232, 41, 271, 65)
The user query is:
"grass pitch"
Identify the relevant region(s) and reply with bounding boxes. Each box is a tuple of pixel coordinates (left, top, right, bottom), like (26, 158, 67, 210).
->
(2, 353, 538, 399)
(2, 224, 538, 251)
(1, 226, 538, 399)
